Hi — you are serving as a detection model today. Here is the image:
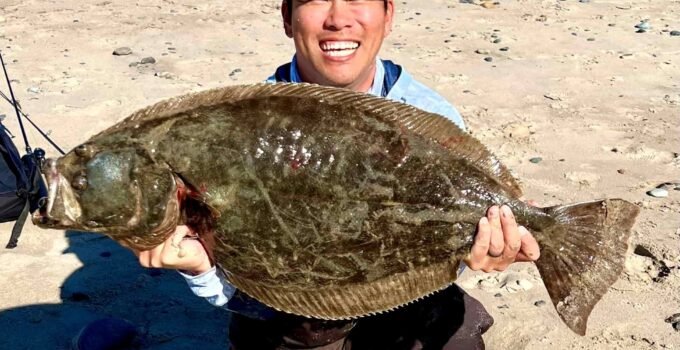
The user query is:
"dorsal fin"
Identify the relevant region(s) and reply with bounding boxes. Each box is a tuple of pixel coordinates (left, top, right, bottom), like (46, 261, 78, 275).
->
(99, 83, 522, 197)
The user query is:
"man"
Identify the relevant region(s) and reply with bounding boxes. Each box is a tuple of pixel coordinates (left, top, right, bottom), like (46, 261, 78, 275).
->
(134, 1, 540, 349)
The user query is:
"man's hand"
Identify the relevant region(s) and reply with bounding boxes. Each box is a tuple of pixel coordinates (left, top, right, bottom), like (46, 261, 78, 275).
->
(464, 204, 541, 272)
(132, 225, 212, 275)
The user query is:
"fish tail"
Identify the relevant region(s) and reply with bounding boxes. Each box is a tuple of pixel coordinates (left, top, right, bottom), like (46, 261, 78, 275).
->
(534, 199, 638, 335)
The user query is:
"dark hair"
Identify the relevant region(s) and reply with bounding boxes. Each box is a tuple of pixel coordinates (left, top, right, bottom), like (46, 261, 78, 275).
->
(285, 0, 388, 16)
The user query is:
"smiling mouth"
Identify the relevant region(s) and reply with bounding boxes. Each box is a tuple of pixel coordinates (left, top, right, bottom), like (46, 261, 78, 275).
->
(320, 41, 360, 57)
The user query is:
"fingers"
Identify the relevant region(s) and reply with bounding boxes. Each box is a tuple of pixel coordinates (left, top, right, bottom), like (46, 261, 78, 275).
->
(500, 205, 521, 259)
(515, 226, 540, 262)
(466, 217, 491, 269)
(487, 206, 504, 258)
(467, 205, 537, 273)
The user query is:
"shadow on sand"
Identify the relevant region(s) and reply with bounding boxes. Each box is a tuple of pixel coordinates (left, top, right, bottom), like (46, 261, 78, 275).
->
(0, 230, 230, 349)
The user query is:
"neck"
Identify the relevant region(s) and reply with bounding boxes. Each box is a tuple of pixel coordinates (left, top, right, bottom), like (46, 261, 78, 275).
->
(297, 61, 378, 93)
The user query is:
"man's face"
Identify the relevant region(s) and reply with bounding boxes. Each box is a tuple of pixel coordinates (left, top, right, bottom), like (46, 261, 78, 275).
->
(283, 0, 394, 91)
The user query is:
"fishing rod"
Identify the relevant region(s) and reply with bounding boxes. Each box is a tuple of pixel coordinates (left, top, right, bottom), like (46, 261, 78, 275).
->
(0, 90, 65, 155)
(0, 50, 31, 154)
(0, 51, 65, 155)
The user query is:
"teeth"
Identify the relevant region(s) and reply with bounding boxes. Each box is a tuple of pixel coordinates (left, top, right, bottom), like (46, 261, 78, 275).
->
(321, 41, 359, 51)
(326, 50, 355, 57)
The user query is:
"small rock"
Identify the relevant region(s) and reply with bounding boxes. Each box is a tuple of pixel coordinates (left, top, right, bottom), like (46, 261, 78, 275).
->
(140, 56, 156, 64)
(503, 277, 534, 293)
(674, 322, 680, 331)
(480, 1, 496, 9)
(529, 157, 543, 164)
(492, 38, 502, 44)
(475, 49, 490, 55)
(671, 31, 680, 36)
(484, 57, 493, 62)
(155, 71, 177, 80)
(112, 47, 132, 56)
(497, 304, 509, 309)
(478, 278, 498, 291)
(229, 68, 242, 77)
(665, 313, 680, 324)
(128, 62, 138, 67)
(617, 169, 625, 174)
(534, 300, 546, 307)
(499, 47, 509, 51)
(494, 293, 502, 298)
(647, 188, 669, 198)
(611, 147, 618, 152)
(635, 21, 651, 32)
(658, 182, 680, 191)
(587, 38, 596, 41)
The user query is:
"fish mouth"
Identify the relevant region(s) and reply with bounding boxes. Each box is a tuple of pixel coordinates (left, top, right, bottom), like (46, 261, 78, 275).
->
(32, 158, 82, 228)
(320, 40, 360, 58)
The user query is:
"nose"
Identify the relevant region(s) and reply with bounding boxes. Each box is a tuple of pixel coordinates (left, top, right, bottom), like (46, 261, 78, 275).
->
(324, 0, 354, 30)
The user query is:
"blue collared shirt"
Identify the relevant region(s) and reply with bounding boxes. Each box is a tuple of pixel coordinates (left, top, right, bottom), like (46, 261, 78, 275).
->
(181, 58, 467, 318)
(266, 56, 466, 130)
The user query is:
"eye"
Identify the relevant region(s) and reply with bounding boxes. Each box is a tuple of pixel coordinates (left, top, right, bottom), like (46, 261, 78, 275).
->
(74, 144, 97, 159)
(72, 174, 88, 191)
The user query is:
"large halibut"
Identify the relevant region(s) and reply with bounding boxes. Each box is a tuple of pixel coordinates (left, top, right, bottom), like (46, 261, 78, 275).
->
(34, 83, 638, 335)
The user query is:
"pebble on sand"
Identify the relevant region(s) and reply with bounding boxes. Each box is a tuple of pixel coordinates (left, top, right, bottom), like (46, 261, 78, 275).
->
(534, 300, 546, 307)
(670, 31, 680, 36)
(529, 157, 543, 164)
(155, 71, 177, 80)
(112, 47, 132, 56)
(484, 57, 493, 62)
(140, 56, 156, 64)
(647, 188, 668, 198)
(635, 21, 651, 33)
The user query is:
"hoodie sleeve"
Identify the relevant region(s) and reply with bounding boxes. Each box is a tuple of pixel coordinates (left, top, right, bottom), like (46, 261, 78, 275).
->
(178, 267, 236, 308)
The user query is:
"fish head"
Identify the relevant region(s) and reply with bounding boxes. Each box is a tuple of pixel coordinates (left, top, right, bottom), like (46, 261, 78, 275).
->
(33, 143, 180, 250)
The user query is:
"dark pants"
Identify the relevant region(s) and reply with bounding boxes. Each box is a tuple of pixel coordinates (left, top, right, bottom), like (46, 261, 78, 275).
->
(229, 284, 493, 350)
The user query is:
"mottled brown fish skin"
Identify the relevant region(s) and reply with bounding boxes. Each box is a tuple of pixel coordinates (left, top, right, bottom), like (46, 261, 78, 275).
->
(34, 83, 638, 336)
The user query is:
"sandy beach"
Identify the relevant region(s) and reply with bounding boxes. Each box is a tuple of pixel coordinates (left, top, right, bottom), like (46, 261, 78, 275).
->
(0, 0, 679, 348)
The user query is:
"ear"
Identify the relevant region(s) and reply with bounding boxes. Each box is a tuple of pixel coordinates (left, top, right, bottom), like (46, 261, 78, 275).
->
(384, 0, 395, 38)
(281, 0, 293, 38)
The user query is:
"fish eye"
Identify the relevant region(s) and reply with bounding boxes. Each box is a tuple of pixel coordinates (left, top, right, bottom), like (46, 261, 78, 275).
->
(74, 144, 97, 159)
(72, 175, 88, 191)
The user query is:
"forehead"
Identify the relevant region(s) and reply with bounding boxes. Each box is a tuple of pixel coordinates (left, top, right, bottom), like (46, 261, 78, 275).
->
(291, 0, 387, 7)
